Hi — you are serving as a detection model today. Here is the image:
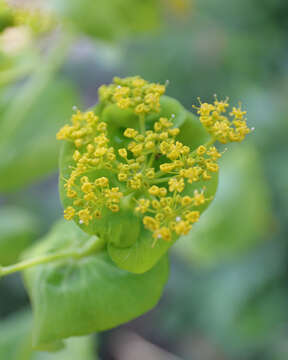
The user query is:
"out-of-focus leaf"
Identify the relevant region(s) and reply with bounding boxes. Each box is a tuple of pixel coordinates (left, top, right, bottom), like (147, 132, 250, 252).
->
(0, 80, 80, 191)
(23, 220, 169, 350)
(51, 0, 161, 41)
(174, 144, 271, 266)
(0, 310, 96, 360)
(0, 0, 14, 33)
(195, 242, 288, 354)
(0, 206, 38, 266)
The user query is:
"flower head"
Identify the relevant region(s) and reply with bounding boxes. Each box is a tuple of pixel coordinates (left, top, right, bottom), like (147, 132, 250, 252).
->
(57, 76, 251, 245)
(98, 76, 165, 115)
(193, 96, 251, 143)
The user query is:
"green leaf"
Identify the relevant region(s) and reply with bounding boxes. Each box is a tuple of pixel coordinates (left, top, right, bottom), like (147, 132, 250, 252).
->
(0, 80, 80, 191)
(0, 310, 95, 360)
(177, 110, 210, 149)
(0, 206, 38, 266)
(51, 0, 160, 40)
(23, 220, 169, 350)
(99, 95, 187, 150)
(99, 95, 187, 130)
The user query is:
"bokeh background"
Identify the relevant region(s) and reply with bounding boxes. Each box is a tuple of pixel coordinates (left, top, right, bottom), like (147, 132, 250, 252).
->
(0, 0, 287, 359)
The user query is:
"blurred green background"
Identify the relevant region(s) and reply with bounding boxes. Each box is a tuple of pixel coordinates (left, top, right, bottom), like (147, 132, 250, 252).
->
(0, 0, 287, 359)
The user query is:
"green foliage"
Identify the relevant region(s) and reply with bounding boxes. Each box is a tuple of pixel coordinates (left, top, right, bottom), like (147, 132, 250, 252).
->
(0, 310, 95, 359)
(0, 206, 38, 266)
(0, 0, 13, 33)
(100, 95, 187, 135)
(23, 220, 169, 350)
(0, 80, 80, 191)
(51, 0, 160, 41)
(107, 171, 218, 274)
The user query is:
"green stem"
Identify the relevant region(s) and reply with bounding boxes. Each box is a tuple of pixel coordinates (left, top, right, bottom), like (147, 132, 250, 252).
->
(152, 176, 172, 184)
(0, 32, 73, 145)
(0, 235, 105, 278)
(139, 114, 146, 135)
(205, 137, 216, 148)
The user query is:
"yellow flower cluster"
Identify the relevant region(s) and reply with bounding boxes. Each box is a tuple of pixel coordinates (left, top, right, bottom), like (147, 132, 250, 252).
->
(57, 76, 251, 245)
(138, 189, 203, 243)
(57, 109, 122, 224)
(116, 116, 184, 192)
(98, 76, 166, 115)
(193, 97, 251, 143)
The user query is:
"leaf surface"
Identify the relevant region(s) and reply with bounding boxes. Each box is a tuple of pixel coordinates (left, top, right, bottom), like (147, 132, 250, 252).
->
(23, 220, 169, 349)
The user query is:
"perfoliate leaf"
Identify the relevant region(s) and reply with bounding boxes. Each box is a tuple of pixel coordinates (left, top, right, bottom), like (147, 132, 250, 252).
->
(23, 220, 169, 350)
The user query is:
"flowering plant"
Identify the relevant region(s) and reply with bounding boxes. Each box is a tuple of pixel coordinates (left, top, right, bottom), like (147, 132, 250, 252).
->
(0, 76, 250, 350)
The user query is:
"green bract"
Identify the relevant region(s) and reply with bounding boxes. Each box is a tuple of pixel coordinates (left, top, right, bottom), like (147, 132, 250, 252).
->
(59, 92, 218, 273)
(175, 145, 271, 266)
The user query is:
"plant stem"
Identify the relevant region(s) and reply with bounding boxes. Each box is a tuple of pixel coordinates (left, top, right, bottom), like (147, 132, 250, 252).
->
(139, 114, 146, 135)
(0, 235, 105, 278)
(205, 137, 216, 148)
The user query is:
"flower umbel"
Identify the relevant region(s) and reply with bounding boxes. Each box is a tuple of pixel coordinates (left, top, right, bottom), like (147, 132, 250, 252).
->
(193, 96, 251, 143)
(57, 76, 251, 245)
(98, 76, 165, 115)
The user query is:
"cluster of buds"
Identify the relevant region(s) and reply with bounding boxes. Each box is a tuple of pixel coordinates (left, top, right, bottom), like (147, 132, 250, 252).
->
(194, 97, 251, 143)
(98, 76, 165, 115)
(57, 76, 251, 245)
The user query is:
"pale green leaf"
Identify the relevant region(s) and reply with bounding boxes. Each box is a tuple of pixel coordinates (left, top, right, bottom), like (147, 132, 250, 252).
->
(23, 220, 169, 350)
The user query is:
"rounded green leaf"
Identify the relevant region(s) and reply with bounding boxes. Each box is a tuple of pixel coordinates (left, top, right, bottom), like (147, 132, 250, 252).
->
(177, 111, 210, 148)
(23, 220, 169, 350)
